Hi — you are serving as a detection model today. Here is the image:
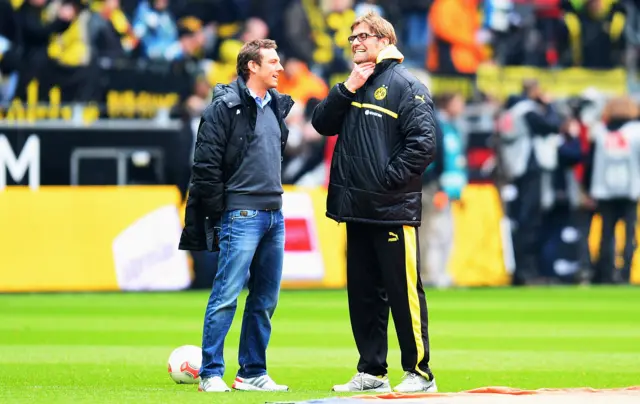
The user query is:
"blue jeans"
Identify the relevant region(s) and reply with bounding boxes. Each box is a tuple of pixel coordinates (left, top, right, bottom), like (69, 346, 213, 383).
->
(200, 209, 285, 379)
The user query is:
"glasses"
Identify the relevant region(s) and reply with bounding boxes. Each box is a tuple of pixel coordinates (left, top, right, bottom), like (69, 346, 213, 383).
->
(348, 33, 382, 44)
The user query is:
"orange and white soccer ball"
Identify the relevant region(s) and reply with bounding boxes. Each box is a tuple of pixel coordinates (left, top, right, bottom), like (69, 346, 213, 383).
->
(167, 345, 202, 384)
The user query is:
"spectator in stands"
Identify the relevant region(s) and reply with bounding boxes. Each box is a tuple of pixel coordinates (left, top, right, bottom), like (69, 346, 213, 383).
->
(204, 17, 269, 85)
(0, 0, 20, 104)
(355, 0, 386, 17)
(277, 56, 329, 105)
(14, 0, 76, 100)
(483, 0, 556, 66)
(323, 0, 358, 81)
(482, 0, 516, 65)
(88, 0, 133, 59)
(175, 17, 208, 60)
(586, 95, 640, 284)
(533, 0, 570, 67)
(622, 0, 640, 78)
(495, 0, 570, 67)
(132, 0, 184, 61)
(563, 0, 627, 68)
(283, 97, 326, 185)
(427, 0, 490, 75)
(91, 0, 139, 54)
(420, 92, 468, 288)
(183, 73, 212, 158)
(281, 102, 306, 180)
(497, 79, 562, 285)
(250, 0, 316, 66)
(395, 0, 432, 67)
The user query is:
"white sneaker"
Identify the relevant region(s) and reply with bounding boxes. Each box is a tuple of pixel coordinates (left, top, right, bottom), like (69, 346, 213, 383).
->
(198, 376, 231, 392)
(332, 372, 392, 393)
(232, 374, 289, 391)
(393, 372, 437, 393)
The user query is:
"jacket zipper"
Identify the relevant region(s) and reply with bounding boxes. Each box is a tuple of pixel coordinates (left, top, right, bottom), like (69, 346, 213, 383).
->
(336, 82, 369, 223)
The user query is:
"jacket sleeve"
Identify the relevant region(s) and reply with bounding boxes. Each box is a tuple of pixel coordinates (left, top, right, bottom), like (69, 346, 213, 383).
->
(311, 83, 355, 136)
(558, 135, 582, 167)
(385, 81, 436, 189)
(524, 110, 561, 136)
(190, 101, 228, 220)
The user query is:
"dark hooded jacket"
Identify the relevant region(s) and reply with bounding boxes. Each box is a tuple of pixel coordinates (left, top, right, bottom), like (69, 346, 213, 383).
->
(179, 77, 294, 251)
(311, 45, 436, 226)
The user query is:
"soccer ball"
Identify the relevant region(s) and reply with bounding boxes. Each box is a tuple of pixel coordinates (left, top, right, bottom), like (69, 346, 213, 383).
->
(167, 345, 202, 384)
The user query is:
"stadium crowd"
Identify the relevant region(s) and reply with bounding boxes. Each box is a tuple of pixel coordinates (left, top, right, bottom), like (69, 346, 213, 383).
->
(1, 0, 639, 287)
(3, 0, 640, 102)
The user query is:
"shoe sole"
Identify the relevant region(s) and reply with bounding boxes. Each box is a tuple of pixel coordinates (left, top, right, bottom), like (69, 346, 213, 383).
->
(332, 386, 392, 393)
(232, 381, 289, 392)
(393, 381, 438, 393)
(198, 387, 231, 392)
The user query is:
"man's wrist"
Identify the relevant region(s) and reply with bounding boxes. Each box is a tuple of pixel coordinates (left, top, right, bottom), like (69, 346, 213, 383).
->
(343, 81, 356, 94)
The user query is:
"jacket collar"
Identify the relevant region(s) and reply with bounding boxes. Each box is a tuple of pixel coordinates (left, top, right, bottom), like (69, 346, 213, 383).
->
(235, 76, 255, 106)
(219, 76, 294, 119)
(372, 45, 404, 78)
(376, 44, 404, 64)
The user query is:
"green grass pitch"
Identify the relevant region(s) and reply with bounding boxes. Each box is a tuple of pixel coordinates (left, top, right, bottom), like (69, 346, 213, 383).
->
(1, 286, 639, 403)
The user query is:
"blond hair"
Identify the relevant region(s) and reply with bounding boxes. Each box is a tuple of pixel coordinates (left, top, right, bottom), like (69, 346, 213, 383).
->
(601, 96, 639, 122)
(351, 11, 397, 45)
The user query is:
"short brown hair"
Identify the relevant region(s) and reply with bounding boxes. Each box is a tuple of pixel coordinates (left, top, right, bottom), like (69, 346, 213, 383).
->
(350, 11, 397, 46)
(236, 39, 278, 81)
(602, 95, 639, 122)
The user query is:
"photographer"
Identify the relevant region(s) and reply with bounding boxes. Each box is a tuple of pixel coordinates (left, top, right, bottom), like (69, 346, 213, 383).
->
(538, 116, 584, 283)
(497, 79, 562, 285)
(566, 89, 605, 282)
(586, 96, 640, 284)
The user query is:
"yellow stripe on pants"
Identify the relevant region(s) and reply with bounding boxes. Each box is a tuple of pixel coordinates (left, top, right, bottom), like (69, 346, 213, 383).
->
(402, 225, 429, 379)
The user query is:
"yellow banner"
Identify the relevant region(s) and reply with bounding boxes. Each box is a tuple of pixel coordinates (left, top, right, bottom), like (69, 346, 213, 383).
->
(449, 185, 512, 286)
(4, 185, 635, 292)
(0, 186, 190, 292)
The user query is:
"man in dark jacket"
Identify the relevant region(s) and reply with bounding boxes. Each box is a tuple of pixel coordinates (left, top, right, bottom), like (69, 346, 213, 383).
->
(311, 11, 437, 394)
(0, 0, 20, 104)
(178, 39, 293, 393)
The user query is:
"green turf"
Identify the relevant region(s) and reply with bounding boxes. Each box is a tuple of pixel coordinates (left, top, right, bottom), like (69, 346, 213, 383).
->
(1, 286, 639, 403)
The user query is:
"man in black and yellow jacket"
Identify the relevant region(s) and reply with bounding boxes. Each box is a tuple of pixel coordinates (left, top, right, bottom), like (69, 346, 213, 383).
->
(0, 0, 21, 103)
(311, 10, 437, 394)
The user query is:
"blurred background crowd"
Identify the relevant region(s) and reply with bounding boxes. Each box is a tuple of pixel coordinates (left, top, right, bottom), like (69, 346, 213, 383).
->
(2, 0, 640, 289)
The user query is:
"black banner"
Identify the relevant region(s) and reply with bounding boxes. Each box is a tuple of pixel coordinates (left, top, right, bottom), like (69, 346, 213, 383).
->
(0, 120, 193, 195)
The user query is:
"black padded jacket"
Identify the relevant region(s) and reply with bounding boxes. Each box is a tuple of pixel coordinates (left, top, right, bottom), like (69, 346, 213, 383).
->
(179, 77, 294, 251)
(311, 46, 436, 226)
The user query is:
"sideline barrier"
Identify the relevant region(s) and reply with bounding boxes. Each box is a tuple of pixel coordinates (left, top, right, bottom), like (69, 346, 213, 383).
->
(0, 185, 348, 292)
(448, 185, 512, 287)
(0, 186, 191, 292)
(0, 185, 513, 292)
(3, 185, 635, 292)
